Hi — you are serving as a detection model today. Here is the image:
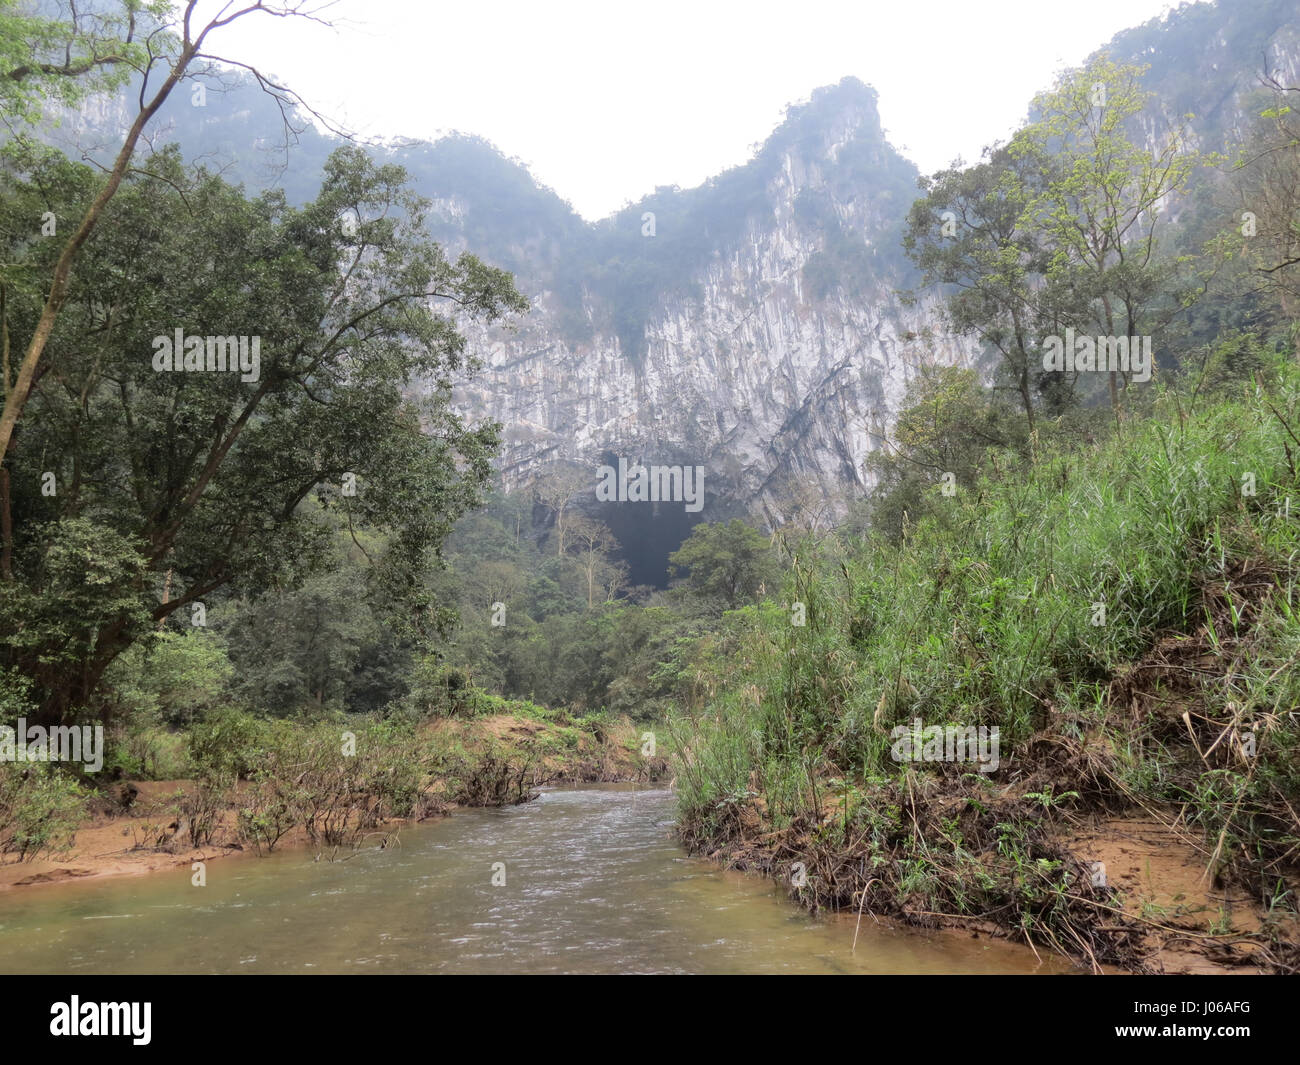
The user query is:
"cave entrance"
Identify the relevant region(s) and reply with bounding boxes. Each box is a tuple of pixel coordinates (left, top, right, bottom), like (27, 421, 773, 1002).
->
(593, 500, 704, 590)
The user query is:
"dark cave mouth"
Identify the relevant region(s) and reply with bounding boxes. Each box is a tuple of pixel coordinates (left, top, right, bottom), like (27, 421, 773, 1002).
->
(595, 500, 705, 590)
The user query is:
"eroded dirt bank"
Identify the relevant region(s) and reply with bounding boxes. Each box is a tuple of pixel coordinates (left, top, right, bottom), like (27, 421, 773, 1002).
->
(683, 778, 1298, 975)
(1, 712, 667, 892)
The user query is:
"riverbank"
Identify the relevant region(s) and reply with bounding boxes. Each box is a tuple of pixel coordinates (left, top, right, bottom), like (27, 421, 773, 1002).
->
(0, 709, 667, 892)
(676, 644, 1300, 977)
(667, 386, 1300, 976)
(683, 793, 1291, 975)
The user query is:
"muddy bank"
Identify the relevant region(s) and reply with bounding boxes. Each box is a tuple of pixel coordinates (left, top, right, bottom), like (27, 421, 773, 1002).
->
(1, 712, 667, 892)
(682, 780, 1297, 975)
(1059, 815, 1279, 974)
(675, 565, 1300, 975)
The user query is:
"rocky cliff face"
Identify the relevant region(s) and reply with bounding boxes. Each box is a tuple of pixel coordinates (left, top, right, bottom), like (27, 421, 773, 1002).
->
(455, 271, 970, 529)
(444, 0, 1300, 530)
(450, 82, 973, 527)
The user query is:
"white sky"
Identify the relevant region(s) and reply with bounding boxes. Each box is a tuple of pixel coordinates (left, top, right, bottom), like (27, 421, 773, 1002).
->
(197, 0, 1179, 219)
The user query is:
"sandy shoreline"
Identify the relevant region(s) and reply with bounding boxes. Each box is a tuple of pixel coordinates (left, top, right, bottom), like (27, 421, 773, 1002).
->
(0, 779, 426, 891)
(1, 711, 661, 893)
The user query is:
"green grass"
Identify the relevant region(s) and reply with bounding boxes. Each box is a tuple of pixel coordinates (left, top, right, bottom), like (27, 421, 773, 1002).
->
(670, 365, 1300, 933)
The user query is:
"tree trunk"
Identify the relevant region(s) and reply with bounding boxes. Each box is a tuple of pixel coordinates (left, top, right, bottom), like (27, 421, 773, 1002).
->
(0, 41, 197, 463)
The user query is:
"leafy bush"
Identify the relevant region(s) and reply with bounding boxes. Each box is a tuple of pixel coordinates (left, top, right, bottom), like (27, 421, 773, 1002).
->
(105, 631, 233, 728)
(188, 708, 268, 784)
(238, 719, 435, 848)
(0, 763, 85, 861)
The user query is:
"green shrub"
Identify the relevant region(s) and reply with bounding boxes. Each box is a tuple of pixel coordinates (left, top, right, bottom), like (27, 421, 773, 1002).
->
(105, 630, 234, 728)
(0, 763, 85, 861)
(188, 707, 268, 784)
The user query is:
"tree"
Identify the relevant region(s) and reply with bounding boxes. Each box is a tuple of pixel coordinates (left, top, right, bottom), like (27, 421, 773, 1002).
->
(104, 627, 232, 727)
(221, 546, 377, 713)
(534, 464, 587, 557)
(904, 143, 1050, 438)
(908, 58, 1200, 428)
(0, 145, 526, 724)
(1013, 57, 1198, 416)
(0, 0, 338, 468)
(0, 0, 161, 122)
(1231, 73, 1300, 324)
(865, 365, 1020, 543)
(669, 520, 776, 611)
(567, 514, 624, 609)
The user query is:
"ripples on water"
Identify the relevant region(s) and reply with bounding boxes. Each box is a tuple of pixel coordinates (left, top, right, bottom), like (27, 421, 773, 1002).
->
(0, 785, 1071, 974)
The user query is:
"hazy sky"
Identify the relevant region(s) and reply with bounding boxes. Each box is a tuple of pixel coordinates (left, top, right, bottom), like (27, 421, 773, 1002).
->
(201, 0, 1178, 219)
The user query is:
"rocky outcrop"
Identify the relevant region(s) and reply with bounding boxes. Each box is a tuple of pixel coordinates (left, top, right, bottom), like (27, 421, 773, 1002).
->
(450, 82, 974, 526)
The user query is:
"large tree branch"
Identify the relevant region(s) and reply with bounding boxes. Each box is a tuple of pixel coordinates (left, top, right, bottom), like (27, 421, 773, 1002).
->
(0, 1, 337, 466)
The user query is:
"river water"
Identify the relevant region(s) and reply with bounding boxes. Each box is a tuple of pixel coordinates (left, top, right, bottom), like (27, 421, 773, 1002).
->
(0, 785, 1071, 974)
